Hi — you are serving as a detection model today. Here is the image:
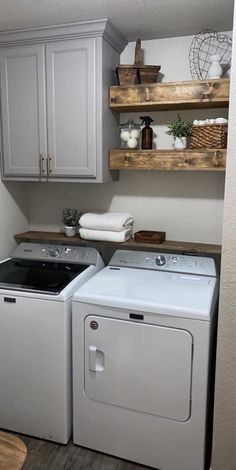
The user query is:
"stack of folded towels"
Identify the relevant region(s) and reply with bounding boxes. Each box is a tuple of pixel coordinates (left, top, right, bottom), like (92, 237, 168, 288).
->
(79, 212, 134, 242)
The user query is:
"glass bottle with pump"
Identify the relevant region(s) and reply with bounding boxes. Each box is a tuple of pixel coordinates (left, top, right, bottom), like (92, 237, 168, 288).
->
(140, 116, 154, 149)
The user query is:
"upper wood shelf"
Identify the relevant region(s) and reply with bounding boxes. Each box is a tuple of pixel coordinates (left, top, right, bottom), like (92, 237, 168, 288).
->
(14, 231, 221, 255)
(109, 78, 230, 112)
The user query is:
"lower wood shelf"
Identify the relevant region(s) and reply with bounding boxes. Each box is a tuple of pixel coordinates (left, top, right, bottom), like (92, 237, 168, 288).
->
(14, 231, 221, 255)
(109, 149, 226, 171)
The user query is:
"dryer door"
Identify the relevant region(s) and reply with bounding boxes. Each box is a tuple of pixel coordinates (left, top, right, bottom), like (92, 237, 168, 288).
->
(84, 316, 193, 421)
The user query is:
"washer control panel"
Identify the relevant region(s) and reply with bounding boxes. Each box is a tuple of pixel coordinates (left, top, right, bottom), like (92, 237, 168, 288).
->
(12, 243, 97, 265)
(155, 254, 166, 266)
(109, 250, 216, 276)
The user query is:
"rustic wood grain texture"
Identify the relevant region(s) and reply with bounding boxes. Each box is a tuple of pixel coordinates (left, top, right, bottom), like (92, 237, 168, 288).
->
(109, 78, 229, 111)
(0, 432, 27, 470)
(116, 65, 139, 86)
(109, 149, 226, 171)
(14, 231, 221, 254)
(134, 39, 142, 66)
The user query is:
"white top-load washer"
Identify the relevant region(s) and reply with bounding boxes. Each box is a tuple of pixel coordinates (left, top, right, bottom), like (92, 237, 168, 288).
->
(72, 249, 218, 470)
(0, 242, 104, 444)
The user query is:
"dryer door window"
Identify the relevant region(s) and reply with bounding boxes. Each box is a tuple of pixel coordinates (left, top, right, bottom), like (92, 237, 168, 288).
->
(84, 316, 193, 422)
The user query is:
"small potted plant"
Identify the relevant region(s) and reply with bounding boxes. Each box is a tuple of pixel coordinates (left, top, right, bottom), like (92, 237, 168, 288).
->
(166, 114, 192, 149)
(62, 208, 82, 237)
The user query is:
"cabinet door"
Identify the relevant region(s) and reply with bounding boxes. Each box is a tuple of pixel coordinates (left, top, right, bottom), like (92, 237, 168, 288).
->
(0, 45, 47, 177)
(46, 39, 96, 178)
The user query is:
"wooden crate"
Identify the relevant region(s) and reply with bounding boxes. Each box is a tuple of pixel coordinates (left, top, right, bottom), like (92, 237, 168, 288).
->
(116, 39, 161, 86)
(116, 65, 139, 86)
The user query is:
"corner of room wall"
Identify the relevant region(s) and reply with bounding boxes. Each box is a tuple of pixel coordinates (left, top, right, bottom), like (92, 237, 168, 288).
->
(0, 180, 30, 258)
(212, 4, 236, 470)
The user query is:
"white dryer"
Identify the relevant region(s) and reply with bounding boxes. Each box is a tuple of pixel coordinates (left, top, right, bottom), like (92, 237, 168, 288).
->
(72, 249, 218, 470)
(0, 242, 104, 444)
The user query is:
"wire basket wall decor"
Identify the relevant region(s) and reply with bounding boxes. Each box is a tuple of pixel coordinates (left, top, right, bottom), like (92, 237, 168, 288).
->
(189, 30, 232, 80)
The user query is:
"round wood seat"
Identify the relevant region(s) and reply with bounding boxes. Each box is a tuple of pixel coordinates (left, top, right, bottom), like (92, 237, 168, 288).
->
(0, 432, 27, 470)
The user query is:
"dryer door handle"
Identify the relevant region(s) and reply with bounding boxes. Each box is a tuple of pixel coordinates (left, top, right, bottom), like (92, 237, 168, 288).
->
(89, 345, 105, 372)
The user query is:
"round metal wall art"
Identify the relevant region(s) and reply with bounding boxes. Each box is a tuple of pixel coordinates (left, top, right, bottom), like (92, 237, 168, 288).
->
(189, 29, 232, 80)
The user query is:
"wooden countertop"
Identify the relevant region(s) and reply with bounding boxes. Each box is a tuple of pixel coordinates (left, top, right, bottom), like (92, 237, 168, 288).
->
(0, 431, 27, 470)
(14, 231, 221, 255)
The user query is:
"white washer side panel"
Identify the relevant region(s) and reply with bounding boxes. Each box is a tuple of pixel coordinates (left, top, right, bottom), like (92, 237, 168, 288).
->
(0, 295, 71, 443)
(85, 316, 192, 421)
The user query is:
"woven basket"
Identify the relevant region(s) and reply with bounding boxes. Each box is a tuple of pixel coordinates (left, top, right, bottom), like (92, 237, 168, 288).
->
(190, 124, 227, 149)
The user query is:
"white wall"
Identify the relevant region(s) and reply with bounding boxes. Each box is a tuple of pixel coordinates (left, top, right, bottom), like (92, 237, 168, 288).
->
(0, 181, 29, 258)
(28, 34, 229, 244)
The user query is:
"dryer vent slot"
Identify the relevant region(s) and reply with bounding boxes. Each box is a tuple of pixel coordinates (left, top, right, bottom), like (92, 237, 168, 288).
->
(183, 250, 199, 256)
(130, 313, 144, 321)
(4, 297, 16, 303)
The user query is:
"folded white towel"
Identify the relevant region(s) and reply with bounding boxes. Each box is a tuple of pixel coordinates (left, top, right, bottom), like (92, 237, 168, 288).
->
(79, 212, 134, 232)
(79, 227, 132, 243)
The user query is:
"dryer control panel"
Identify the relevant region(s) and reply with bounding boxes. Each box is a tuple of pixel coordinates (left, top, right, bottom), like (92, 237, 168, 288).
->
(109, 250, 216, 276)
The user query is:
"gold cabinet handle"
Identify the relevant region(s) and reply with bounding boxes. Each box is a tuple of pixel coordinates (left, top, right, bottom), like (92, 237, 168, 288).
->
(39, 155, 46, 178)
(47, 154, 52, 176)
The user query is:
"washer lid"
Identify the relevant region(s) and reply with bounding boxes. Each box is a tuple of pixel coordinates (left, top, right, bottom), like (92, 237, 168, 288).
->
(0, 258, 89, 295)
(73, 266, 218, 321)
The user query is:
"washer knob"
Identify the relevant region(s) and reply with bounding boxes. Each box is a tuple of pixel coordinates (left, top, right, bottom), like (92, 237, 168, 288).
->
(155, 255, 166, 266)
(49, 247, 59, 257)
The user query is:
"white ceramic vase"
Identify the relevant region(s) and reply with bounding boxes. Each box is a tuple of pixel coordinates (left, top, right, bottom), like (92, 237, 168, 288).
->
(174, 137, 187, 150)
(64, 226, 77, 237)
(207, 55, 223, 79)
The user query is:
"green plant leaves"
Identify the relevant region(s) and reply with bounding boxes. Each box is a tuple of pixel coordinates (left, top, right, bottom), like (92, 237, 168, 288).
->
(166, 114, 192, 138)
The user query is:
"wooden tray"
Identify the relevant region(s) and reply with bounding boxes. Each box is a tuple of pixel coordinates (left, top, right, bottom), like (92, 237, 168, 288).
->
(134, 230, 166, 244)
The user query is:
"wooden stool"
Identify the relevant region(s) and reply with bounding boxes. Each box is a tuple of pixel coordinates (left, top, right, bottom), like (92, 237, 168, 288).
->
(0, 432, 27, 470)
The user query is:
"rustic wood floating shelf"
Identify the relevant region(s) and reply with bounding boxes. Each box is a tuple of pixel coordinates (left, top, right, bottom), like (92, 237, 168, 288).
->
(109, 149, 226, 171)
(109, 78, 230, 112)
(14, 231, 222, 255)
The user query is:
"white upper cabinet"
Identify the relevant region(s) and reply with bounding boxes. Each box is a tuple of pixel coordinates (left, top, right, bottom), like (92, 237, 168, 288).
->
(0, 44, 47, 177)
(46, 39, 96, 178)
(0, 20, 127, 182)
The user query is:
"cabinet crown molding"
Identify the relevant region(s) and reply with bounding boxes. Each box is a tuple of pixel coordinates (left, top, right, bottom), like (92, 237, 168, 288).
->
(0, 18, 127, 53)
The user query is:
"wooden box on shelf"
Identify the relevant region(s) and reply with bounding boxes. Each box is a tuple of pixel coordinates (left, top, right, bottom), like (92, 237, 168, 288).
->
(116, 65, 161, 86)
(116, 38, 161, 86)
(134, 230, 166, 244)
(116, 65, 139, 85)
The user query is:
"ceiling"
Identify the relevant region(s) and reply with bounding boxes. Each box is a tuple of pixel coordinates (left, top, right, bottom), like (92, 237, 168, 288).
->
(0, 0, 234, 40)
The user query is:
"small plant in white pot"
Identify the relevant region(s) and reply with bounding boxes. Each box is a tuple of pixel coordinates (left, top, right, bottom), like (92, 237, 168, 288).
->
(166, 114, 192, 150)
(62, 208, 82, 237)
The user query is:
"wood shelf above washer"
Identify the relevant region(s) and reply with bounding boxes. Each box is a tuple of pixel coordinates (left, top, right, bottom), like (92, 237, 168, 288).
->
(109, 149, 226, 171)
(109, 78, 230, 112)
(14, 231, 222, 255)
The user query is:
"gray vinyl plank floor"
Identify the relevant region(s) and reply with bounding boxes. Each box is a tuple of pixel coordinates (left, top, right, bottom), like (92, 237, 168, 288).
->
(17, 434, 151, 470)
